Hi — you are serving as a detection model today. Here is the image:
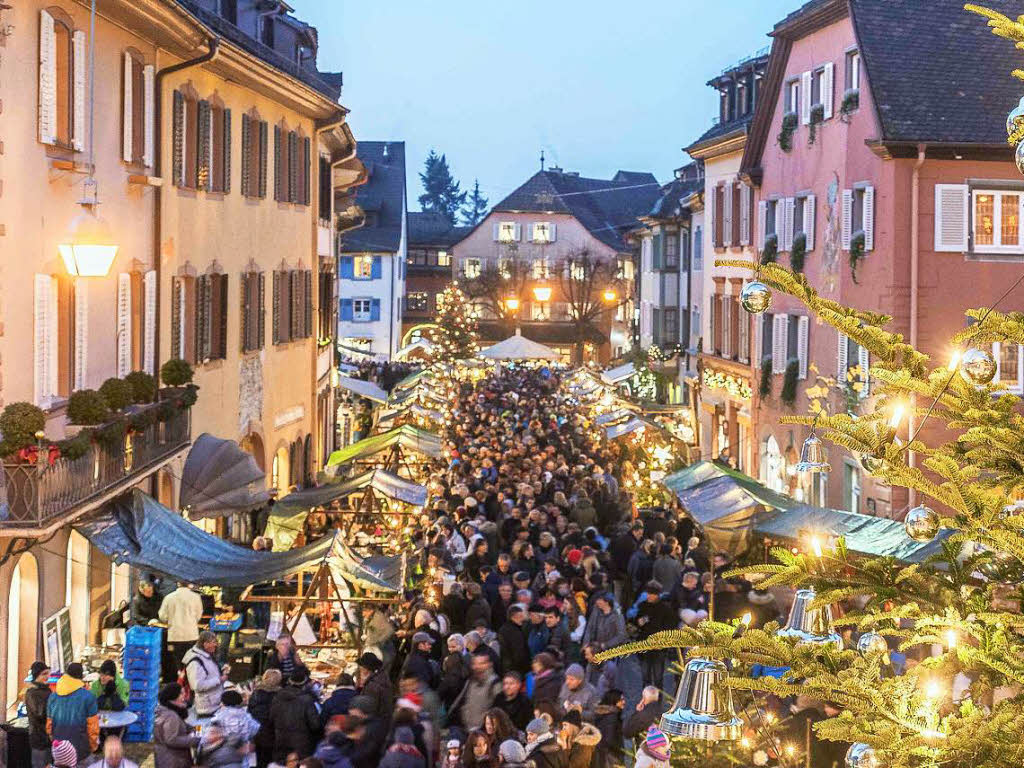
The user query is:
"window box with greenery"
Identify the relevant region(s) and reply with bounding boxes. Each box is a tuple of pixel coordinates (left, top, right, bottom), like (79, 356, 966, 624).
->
(761, 234, 779, 265)
(781, 358, 800, 406)
(759, 358, 773, 398)
(808, 104, 825, 145)
(790, 232, 807, 272)
(777, 112, 798, 152)
(841, 88, 859, 120)
(849, 229, 866, 284)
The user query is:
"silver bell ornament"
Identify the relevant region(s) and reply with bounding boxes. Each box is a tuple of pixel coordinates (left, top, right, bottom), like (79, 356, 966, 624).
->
(856, 631, 889, 657)
(904, 504, 940, 542)
(1008, 96, 1024, 138)
(777, 587, 843, 648)
(740, 280, 773, 314)
(959, 347, 997, 386)
(796, 433, 831, 474)
(845, 742, 884, 768)
(659, 657, 743, 741)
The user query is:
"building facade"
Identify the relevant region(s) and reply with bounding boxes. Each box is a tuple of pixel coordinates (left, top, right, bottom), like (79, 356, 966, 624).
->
(337, 141, 407, 361)
(402, 212, 468, 348)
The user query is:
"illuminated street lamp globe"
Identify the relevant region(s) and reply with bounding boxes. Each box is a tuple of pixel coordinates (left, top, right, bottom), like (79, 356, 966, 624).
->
(59, 206, 118, 277)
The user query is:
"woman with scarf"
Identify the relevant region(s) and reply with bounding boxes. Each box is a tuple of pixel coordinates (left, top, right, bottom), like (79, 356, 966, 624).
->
(153, 683, 198, 768)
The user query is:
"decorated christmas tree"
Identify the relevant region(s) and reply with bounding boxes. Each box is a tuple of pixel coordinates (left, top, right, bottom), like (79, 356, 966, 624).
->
(433, 282, 479, 363)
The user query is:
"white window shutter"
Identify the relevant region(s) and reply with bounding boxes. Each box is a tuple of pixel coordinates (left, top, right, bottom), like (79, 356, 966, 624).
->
(934, 184, 969, 252)
(38, 10, 57, 145)
(513, 222, 522, 241)
(117, 273, 132, 377)
(144, 270, 157, 374)
(858, 345, 870, 396)
(74, 279, 88, 391)
(863, 185, 875, 251)
(526, 222, 534, 242)
(772, 314, 788, 374)
(797, 315, 809, 380)
(492, 222, 500, 241)
(801, 70, 812, 125)
(739, 185, 750, 246)
(710, 188, 718, 248)
(549, 222, 557, 242)
(143, 65, 155, 167)
(837, 332, 849, 383)
(758, 200, 767, 248)
(723, 184, 734, 247)
(123, 52, 134, 163)
(48, 279, 59, 399)
(841, 189, 853, 250)
(73, 30, 86, 151)
(804, 194, 816, 250)
(34, 274, 53, 406)
(784, 197, 796, 251)
(822, 62, 834, 119)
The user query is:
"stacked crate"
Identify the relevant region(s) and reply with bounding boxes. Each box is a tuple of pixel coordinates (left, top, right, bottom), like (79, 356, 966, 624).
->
(122, 625, 163, 742)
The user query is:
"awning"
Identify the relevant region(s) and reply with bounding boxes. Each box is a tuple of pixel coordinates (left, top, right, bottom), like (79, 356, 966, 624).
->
(595, 409, 634, 426)
(602, 362, 638, 385)
(179, 434, 270, 520)
(325, 425, 442, 469)
(392, 368, 433, 394)
(753, 505, 955, 563)
(605, 417, 650, 440)
(378, 403, 444, 426)
(326, 469, 428, 507)
(335, 376, 388, 404)
(77, 491, 399, 591)
(478, 332, 560, 361)
(394, 339, 434, 360)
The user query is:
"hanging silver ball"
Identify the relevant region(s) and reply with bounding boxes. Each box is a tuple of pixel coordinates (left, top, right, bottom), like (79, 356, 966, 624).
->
(845, 743, 883, 768)
(959, 347, 997, 387)
(1008, 96, 1024, 138)
(1017, 141, 1024, 177)
(904, 504, 940, 542)
(856, 631, 888, 657)
(740, 281, 773, 314)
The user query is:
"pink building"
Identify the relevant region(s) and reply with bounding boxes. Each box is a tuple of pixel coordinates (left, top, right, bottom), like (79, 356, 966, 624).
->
(742, 0, 1022, 518)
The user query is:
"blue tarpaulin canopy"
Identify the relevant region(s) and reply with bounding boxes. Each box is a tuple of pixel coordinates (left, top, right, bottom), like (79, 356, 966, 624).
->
(78, 490, 400, 591)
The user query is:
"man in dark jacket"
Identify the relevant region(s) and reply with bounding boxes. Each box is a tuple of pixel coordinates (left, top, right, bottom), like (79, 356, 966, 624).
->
(355, 652, 393, 722)
(490, 581, 515, 630)
(623, 686, 664, 745)
(268, 668, 323, 762)
(131, 581, 162, 625)
(635, 581, 678, 688)
(25, 661, 52, 768)
(345, 695, 390, 768)
(497, 604, 530, 675)
(464, 583, 491, 630)
(400, 633, 439, 689)
(495, 671, 533, 730)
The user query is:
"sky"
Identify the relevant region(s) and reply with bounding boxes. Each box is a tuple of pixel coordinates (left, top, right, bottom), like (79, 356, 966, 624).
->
(291, 0, 798, 212)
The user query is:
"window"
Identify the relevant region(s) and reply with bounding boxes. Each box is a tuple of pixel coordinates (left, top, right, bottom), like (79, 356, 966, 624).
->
(693, 227, 703, 271)
(241, 113, 268, 198)
(221, 0, 238, 23)
(845, 50, 861, 92)
(811, 69, 823, 108)
(532, 259, 549, 279)
(406, 292, 428, 312)
(973, 190, 1023, 252)
(318, 268, 334, 340)
(664, 309, 678, 342)
(680, 231, 691, 271)
(570, 261, 586, 281)
(690, 304, 700, 348)
(209, 103, 230, 193)
(261, 15, 275, 47)
(273, 269, 312, 342)
(240, 271, 265, 353)
(463, 258, 482, 279)
(841, 185, 875, 252)
(438, 250, 451, 266)
(122, 50, 153, 167)
(993, 342, 1024, 393)
(532, 222, 553, 243)
(116, 271, 157, 375)
(838, 333, 870, 397)
(273, 126, 307, 204)
(34, 273, 87, 405)
(665, 233, 679, 269)
(39, 9, 84, 149)
(353, 299, 372, 322)
(531, 301, 550, 321)
(353, 256, 375, 279)
(843, 460, 862, 514)
(498, 222, 517, 242)
(712, 186, 725, 248)
(737, 82, 747, 117)
(172, 91, 230, 192)
(786, 79, 800, 115)
(174, 272, 228, 364)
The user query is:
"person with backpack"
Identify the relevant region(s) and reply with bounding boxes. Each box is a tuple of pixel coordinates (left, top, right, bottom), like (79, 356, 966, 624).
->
(182, 631, 228, 718)
(25, 661, 52, 768)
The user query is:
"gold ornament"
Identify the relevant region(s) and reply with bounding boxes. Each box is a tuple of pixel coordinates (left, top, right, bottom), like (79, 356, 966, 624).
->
(740, 280, 773, 314)
(959, 347, 997, 386)
(904, 504, 940, 542)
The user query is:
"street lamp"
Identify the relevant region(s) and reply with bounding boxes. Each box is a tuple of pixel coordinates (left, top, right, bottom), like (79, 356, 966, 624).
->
(532, 285, 552, 302)
(503, 297, 520, 311)
(603, 289, 618, 303)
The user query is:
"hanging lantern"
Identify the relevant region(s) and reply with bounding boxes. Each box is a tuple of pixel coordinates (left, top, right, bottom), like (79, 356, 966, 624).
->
(845, 743, 884, 768)
(740, 280, 773, 314)
(959, 347, 997, 386)
(777, 588, 842, 647)
(856, 631, 889, 657)
(796, 434, 831, 474)
(659, 658, 743, 741)
(904, 504, 940, 542)
(1007, 95, 1024, 138)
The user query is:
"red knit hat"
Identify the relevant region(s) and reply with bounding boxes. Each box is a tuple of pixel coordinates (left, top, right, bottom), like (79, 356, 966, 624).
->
(51, 740, 78, 767)
(567, 549, 583, 566)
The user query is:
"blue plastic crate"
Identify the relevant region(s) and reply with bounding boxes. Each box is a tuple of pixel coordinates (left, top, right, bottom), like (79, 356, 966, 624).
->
(126, 625, 164, 644)
(124, 723, 153, 743)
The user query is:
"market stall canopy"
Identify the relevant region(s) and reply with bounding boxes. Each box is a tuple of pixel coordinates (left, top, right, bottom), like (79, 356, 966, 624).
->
(335, 376, 388, 404)
(179, 433, 270, 520)
(605, 417, 651, 440)
(77, 491, 399, 591)
(478, 332, 560, 361)
(754, 505, 955, 563)
(392, 368, 434, 394)
(602, 362, 638, 385)
(662, 461, 797, 554)
(595, 409, 634, 426)
(394, 339, 434, 360)
(378, 403, 444, 426)
(325, 425, 442, 470)
(327, 469, 428, 507)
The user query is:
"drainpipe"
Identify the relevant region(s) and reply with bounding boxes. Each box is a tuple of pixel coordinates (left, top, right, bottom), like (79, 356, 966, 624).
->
(907, 143, 927, 508)
(152, 38, 219, 384)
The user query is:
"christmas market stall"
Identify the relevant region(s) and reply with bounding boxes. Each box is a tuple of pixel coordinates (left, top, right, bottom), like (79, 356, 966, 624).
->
(325, 424, 442, 479)
(178, 433, 271, 521)
(334, 375, 389, 405)
(478, 331, 561, 362)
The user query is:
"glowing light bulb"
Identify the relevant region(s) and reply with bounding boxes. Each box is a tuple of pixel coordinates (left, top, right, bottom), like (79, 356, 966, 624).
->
(888, 402, 906, 430)
(764, 712, 775, 724)
(947, 630, 957, 649)
(948, 350, 961, 372)
(784, 744, 796, 757)
(924, 680, 942, 700)
(811, 536, 823, 558)
(740, 737, 751, 749)
(741, 612, 752, 626)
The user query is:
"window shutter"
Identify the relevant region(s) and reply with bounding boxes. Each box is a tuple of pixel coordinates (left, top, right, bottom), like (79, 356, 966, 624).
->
(117, 273, 132, 376)
(241, 114, 251, 196)
(513, 223, 522, 241)
(172, 90, 184, 187)
(241, 272, 251, 352)
(492, 223, 500, 241)
(171, 277, 182, 359)
(841, 189, 853, 250)
(72, 30, 86, 151)
(549, 222, 557, 242)
(339, 256, 354, 279)
(288, 132, 298, 203)
(257, 272, 265, 349)
(739, 185, 750, 246)
(197, 275, 210, 363)
(302, 137, 311, 205)
(218, 274, 228, 358)
(197, 100, 211, 191)
(74, 279, 88, 390)
(772, 313, 788, 374)
(143, 270, 156, 373)
(737, 302, 748, 361)
(289, 271, 299, 341)
(721, 296, 732, 358)
(757, 200, 768, 248)
(723, 184, 734, 247)
(710, 188, 719, 248)
(652, 233, 663, 270)
(370, 299, 381, 322)
(863, 185, 875, 251)
(837, 332, 849, 383)
(371, 256, 382, 280)
(822, 62, 834, 120)
(754, 313, 764, 367)
(858, 345, 870, 396)
(34, 275, 53, 406)
(784, 197, 796, 251)
(38, 10, 57, 145)
(222, 109, 232, 194)
(804, 194, 816, 250)
(340, 298, 353, 322)
(122, 52, 134, 163)
(273, 125, 283, 201)
(304, 271, 313, 336)
(143, 65, 155, 167)
(801, 70, 812, 125)
(934, 184, 969, 252)
(258, 121, 268, 198)
(797, 315, 809, 380)
(272, 271, 281, 343)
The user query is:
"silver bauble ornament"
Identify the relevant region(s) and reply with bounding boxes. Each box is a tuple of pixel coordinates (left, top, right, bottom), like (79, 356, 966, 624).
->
(740, 281, 773, 314)
(1017, 140, 1024, 176)
(845, 743, 882, 768)
(856, 631, 888, 657)
(1008, 96, 1024, 138)
(904, 504, 940, 542)
(959, 347, 997, 386)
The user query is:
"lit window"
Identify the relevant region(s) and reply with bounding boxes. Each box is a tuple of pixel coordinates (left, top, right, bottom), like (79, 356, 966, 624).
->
(406, 292, 428, 312)
(973, 190, 1023, 252)
(993, 342, 1024, 393)
(353, 255, 375, 279)
(498, 222, 517, 242)
(437, 250, 451, 266)
(463, 258, 481, 279)
(353, 298, 372, 322)
(533, 222, 552, 243)
(532, 259, 548, 279)
(531, 301, 550, 321)
(570, 263, 586, 281)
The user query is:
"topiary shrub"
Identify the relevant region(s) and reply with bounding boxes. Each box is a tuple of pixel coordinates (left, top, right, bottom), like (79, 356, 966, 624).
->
(0, 402, 47, 456)
(67, 389, 110, 426)
(99, 377, 134, 412)
(759, 358, 773, 398)
(781, 358, 800, 407)
(790, 232, 807, 273)
(124, 371, 157, 404)
(160, 358, 194, 387)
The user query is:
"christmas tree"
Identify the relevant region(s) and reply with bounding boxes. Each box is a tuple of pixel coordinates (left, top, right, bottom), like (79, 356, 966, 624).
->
(433, 283, 479, 363)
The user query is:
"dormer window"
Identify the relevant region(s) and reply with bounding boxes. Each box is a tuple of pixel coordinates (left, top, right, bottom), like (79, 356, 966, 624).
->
(261, 16, 275, 48)
(220, 0, 237, 24)
(785, 79, 800, 116)
(737, 82, 747, 117)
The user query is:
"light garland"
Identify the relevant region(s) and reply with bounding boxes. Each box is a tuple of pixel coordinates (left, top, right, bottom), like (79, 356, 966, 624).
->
(703, 367, 753, 400)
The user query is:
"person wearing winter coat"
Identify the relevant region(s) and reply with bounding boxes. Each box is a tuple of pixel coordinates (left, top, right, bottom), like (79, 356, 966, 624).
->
(90, 660, 129, 712)
(25, 661, 52, 768)
(497, 738, 534, 768)
(268, 668, 323, 763)
(529, 653, 564, 715)
(131, 581, 162, 626)
(46, 662, 99, 760)
(494, 672, 532, 731)
(633, 726, 670, 768)
(247, 669, 281, 768)
(401, 632, 439, 689)
(592, 690, 625, 768)
(623, 687, 663, 746)
(211, 689, 260, 745)
(153, 683, 199, 768)
(581, 594, 627, 685)
(453, 653, 502, 731)
(543, 607, 570, 657)
(558, 664, 598, 721)
(183, 632, 227, 717)
(345, 696, 390, 768)
(650, 548, 681, 599)
(313, 724, 355, 768)
(380, 726, 426, 768)
(158, 583, 204, 676)
(264, 633, 303, 680)
(195, 725, 247, 768)
(355, 652, 393, 722)
(464, 584, 492, 631)
(321, 672, 357, 726)
(497, 605, 531, 675)
(439, 636, 471, 708)
(634, 583, 677, 687)
(559, 710, 602, 768)
(525, 718, 567, 768)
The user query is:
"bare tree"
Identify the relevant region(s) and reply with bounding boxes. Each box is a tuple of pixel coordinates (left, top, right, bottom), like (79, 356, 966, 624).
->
(459, 243, 532, 335)
(557, 247, 630, 364)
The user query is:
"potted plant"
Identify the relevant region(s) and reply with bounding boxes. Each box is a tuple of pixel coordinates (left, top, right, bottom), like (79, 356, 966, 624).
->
(808, 104, 825, 145)
(777, 112, 798, 152)
(0, 402, 46, 459)
(67, 389, 110, 430)
(781, 358, 800, 407)
(790, 232, 807, 273)
(99, 377, 134, 412)
(759, 358, 773, 398)
(850, 230, 866, 283)
(841, 88, 859, 120)
(761, 234, 779, 265)
(160, 358, 194, 387)
(124, 371, 157, 404)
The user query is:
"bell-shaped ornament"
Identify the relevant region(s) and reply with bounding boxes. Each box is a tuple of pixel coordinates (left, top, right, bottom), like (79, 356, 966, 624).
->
(795, 433, 831, 474)
(777, 588, 842, 648)
(659, 658, 742, 741)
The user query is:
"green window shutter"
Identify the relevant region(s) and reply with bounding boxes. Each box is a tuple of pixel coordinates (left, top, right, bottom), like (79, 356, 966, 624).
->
(653, 233, 663, 270)
(171, 277, 181, 358)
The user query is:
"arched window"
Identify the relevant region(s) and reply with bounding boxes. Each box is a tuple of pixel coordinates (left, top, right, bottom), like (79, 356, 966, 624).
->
(6, 553, 39, 717)
(66, 531, 90, 657)
(763, 435, 785, 493)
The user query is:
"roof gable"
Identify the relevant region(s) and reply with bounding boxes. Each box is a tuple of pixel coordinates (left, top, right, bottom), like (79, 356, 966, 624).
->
(340, 142, 406, 254)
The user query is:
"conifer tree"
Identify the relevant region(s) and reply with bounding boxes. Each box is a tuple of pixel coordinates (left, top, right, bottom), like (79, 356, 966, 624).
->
(461, 179, 489, 226)
(433, 283, 479, 363)
(418, 150, 466, 225)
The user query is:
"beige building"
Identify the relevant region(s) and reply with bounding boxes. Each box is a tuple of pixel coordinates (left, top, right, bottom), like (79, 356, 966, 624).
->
(0, 0, 356, 716)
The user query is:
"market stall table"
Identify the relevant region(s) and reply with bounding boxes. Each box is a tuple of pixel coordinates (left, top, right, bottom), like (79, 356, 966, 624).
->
(99, 711, 138, 728)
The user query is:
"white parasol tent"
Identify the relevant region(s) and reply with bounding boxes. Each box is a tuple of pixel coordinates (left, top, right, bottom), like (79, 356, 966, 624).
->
(478, 331, 560, 361)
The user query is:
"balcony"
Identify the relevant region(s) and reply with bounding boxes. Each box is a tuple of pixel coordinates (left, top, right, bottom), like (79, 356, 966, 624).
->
(0, 402, 191, 531)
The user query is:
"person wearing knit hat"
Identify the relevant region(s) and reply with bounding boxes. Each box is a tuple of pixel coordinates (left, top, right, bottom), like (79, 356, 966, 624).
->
(47, 662, 98, 759)
(499, 738, 529, 764)
(567, 548, 584, 567)
(635, 725, 671, 768)
(50, 739, 78, 767)
(25, 661, 51, 768)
